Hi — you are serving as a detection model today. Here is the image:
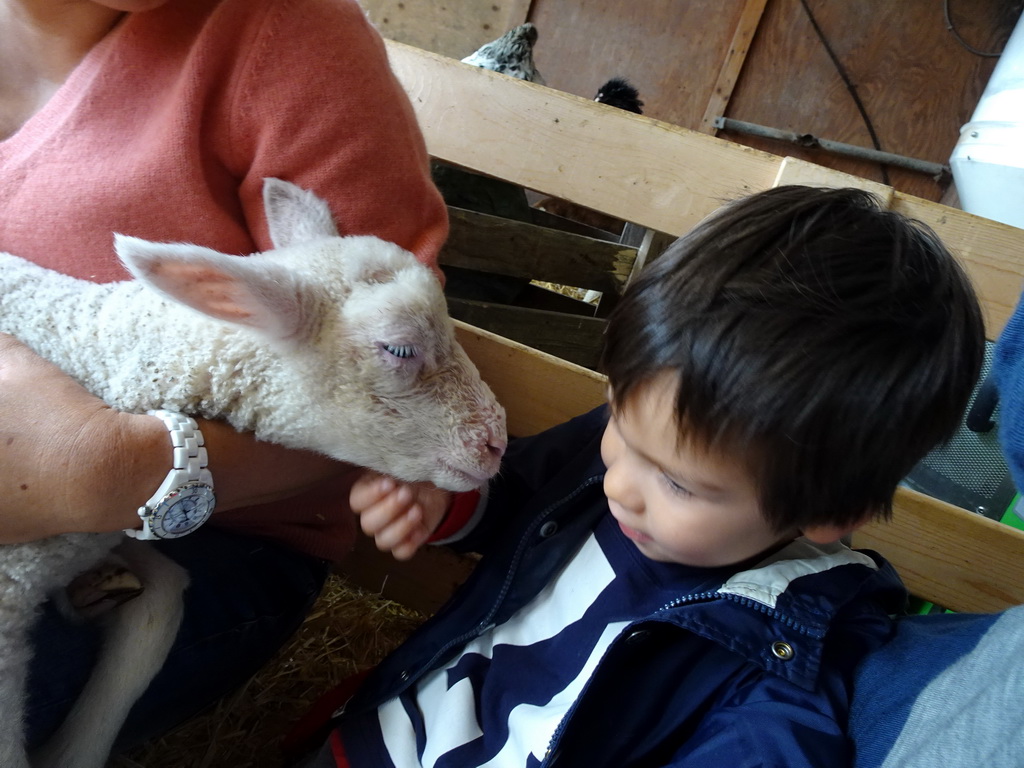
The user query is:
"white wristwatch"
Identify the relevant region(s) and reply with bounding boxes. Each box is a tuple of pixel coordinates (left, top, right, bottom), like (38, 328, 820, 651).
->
(125, 410, 216, 540)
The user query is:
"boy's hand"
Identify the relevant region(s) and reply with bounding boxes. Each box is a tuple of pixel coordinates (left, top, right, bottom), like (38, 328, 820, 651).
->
(350, 472, 453, 561)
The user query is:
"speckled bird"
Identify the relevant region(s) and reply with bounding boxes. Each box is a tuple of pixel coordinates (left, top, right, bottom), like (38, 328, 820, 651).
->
(461, 22, 545, 85)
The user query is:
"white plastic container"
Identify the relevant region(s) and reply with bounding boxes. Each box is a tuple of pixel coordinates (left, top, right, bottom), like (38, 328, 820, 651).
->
(950, 13, 1024, 230)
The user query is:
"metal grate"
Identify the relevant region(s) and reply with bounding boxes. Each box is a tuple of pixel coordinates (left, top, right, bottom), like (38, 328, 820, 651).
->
(902, 341, 1018, 519)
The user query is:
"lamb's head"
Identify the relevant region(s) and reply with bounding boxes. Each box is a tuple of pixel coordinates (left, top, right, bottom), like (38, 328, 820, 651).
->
(114, 178, 507, 492)
(300, 238, 507, 490)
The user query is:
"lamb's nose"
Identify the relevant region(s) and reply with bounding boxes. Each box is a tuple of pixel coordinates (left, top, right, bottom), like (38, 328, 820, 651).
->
(486, 425, 507, 460)
(487, 437, 507, 460)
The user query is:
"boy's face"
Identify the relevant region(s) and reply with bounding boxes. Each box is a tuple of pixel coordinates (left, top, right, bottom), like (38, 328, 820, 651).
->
(600, 374, 797, 568)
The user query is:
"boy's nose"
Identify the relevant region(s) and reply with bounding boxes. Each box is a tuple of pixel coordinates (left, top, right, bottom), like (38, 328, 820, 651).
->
(603, 461, 642, 514)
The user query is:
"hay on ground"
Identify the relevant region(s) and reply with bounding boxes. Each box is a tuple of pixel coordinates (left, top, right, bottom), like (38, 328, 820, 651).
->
(110, 572, 425, 768)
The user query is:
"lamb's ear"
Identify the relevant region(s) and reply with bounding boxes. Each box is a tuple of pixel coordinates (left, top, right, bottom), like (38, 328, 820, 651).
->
(115, 234, 307, 341)
(262, 177, 340, 249)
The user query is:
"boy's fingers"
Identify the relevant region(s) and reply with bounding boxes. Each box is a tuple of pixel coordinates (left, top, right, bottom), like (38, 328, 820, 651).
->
(352, 476, 402, 519)
(372, 505, 424, 554)
(390, 532, 428, 561)
(359, 488, 414, 537)
(350, 473, 387, 512)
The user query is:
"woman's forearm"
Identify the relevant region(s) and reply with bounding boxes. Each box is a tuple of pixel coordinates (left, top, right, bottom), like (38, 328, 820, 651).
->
(0, 334, 348, 542)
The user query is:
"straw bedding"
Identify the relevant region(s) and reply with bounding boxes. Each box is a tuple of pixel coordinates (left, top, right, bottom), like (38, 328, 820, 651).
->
(110, 572, 425, 768)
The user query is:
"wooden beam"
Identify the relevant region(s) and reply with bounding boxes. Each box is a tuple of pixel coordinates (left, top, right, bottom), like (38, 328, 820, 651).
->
(338, 534, 478, 616)
(700, 0, 769, 134)
(891, 197, 1024, 338)
(449, 300, 606, 370)
(345, 478, 1024, 617)
(385, 39, 782, 237)
(854, 487, 1024, 614)
(772, 156, 894, 205)
(443, 207, 636, 294)
(459, 325, 1024, 613)
(454, 321, 606, 438)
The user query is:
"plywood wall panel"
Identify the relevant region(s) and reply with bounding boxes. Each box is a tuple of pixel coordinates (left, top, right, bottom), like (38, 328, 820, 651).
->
(358, 0, 531, 60)
(723, 0, 1019, 201)
(527, 0, 748, 131)
(362, 0, 1020, 204)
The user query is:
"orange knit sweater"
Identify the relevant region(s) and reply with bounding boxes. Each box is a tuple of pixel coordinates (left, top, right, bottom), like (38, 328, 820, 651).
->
(0, 0, 449, 561)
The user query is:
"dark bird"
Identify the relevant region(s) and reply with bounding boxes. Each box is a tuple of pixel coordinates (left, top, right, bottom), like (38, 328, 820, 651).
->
(594, 77, 644, 114)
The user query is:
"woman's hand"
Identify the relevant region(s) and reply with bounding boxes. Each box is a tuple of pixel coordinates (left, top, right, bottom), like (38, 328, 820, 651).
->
(350, 471, 453, 561)
(0, 333, 355, 543)
(0, 333, 157, 541)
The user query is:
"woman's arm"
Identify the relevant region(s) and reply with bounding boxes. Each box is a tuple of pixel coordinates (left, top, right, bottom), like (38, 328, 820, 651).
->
(0, 334, 346, 543)
(226, 0, 449, 274)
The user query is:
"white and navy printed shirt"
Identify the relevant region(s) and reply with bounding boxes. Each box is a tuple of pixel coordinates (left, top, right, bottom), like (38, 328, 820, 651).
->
(347, 513, 723, 768)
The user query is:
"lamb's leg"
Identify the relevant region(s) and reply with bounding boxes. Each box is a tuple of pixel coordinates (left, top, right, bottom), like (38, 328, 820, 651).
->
(31, 540, 189, 768)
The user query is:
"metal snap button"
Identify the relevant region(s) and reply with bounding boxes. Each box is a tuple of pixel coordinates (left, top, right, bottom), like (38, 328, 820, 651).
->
(625, 629, 651, 645)
(770, 641, 794, 660)
(539, 521, 558, 537)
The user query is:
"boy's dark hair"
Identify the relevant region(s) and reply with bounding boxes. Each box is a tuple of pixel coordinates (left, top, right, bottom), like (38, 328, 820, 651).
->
(602, 185, 985, 531)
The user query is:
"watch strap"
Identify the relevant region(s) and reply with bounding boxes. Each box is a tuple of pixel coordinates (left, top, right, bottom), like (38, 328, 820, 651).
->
(125, 410, 213, 540)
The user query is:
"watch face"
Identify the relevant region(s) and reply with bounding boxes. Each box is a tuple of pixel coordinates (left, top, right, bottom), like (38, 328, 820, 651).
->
(154, 482, 216, 538)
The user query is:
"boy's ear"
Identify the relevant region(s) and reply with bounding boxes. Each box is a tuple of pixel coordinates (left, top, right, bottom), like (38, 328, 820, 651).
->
(800, 516, 871, 545)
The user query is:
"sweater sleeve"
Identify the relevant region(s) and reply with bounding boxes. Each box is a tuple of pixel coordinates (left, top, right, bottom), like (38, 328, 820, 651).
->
(223, 0, 448, 278)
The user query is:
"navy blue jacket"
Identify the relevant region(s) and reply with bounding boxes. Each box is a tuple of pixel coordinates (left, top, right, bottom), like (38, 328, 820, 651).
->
(323, 406, 907, 768)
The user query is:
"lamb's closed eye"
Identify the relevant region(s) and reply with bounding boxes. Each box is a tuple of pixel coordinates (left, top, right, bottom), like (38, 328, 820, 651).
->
(382, 342, 418, 359)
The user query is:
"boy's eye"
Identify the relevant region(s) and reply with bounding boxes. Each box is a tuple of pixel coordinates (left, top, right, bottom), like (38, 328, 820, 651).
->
(661, 472, 694, 498)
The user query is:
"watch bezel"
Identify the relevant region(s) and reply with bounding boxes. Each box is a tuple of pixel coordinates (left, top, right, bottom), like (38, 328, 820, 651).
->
(146, 480, 217, 539)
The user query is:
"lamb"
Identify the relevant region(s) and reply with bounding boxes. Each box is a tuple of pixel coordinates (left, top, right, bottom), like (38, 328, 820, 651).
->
(0, 178, 507, 768)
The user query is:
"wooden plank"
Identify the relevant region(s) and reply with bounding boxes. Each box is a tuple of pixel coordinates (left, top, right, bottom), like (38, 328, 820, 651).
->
(454, 321, 606, 438)
(853, 487, 1024, 613)
(448, 299, 606, 370)
(457, 326, 1024, 613)
(527, 0, 747, 132)
(385, 39, 783, 237)
(700, 0, 769, 134)
(773, 156, 894, 206)
(347, 477, 1024, 617)
(891, 194, 1024, 339)
(442, 207, 636, 294)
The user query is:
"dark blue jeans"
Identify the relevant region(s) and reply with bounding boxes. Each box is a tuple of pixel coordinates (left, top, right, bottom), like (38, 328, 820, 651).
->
(25, 527, 330, 751)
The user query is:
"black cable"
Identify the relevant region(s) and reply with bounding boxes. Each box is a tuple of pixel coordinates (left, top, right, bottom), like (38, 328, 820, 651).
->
(798, 0, 890, 185)
(943, 0, 1006, 58)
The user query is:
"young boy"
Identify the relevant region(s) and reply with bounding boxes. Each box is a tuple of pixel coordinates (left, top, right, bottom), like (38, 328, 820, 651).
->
(303, 186, 985, 767)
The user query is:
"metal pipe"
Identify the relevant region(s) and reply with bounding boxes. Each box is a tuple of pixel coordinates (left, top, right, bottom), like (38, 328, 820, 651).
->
(713, 116, 951, 181)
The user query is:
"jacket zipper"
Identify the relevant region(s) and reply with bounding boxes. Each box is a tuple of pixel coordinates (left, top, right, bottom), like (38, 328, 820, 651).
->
(542, 588, 825, 765)
(540, 592, 722, 766)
